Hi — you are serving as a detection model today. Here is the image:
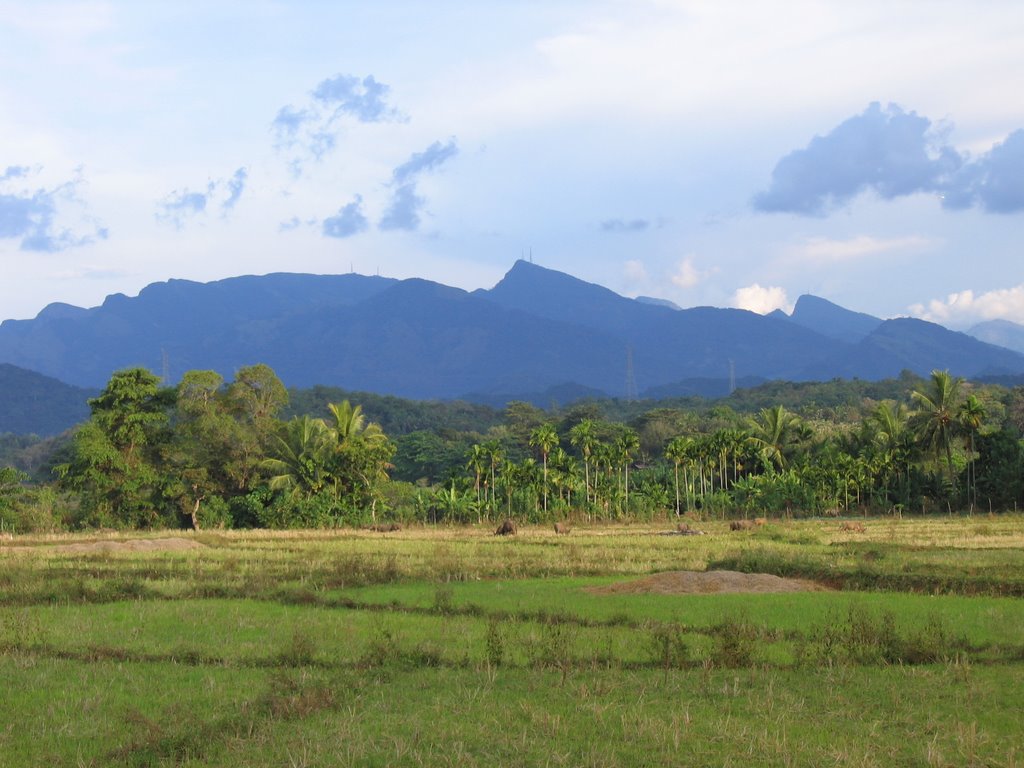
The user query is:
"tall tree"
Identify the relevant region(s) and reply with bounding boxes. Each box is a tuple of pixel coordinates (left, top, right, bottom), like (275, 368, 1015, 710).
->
(910, 370, 963, 488)
(617, 428, 640, 513)
(665, 436, 691, 517)
(261, 416, 333, 499)
(529, 423, 559, 515)
(959, 394, 986, 507)
(569, 419, 597, 505)
(57, 368, 173, 527)
(746, 405, 803, 472)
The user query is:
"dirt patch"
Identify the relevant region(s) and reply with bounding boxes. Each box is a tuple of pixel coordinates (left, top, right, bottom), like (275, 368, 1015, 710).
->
(587, 569, 828, 595)
(3, 537, 206, 555)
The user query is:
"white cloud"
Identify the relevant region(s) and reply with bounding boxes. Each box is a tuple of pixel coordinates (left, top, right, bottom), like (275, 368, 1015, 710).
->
(788, 234, 932, 264)
(670, 256, 709, 289)
(909, 285, 1024, 326)
(732, 284, 793, 315)
(623, 258, 647, 283)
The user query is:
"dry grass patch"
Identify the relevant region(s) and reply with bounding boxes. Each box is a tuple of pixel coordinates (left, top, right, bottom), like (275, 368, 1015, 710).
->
(586, 570, 829, 596)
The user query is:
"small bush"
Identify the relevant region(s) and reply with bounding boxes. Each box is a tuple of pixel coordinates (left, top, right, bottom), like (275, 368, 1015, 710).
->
(646, 621, 690, 671)
(709, 614, 761, 668)
(276, 627, 318, 666)
(485, 617, 505, 668)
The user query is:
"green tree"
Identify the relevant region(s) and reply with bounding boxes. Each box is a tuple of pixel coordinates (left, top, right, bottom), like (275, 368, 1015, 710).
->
(746, 405, 803, 472)
(665, 436, 691, 517)
(529, 423, 559, 515)
(617, 428, 640, 513)
(0, 466, 27, 530)
(262, 416, 333, 499)
(58, 368, 173, 528)
(959, 394, 986, 507)
(569, 419, 597, 505)
(224, 364, 289, 491)
(910, 370, 963, 488)
(325, 401, 395, 521)
(165, 370, 231, 529)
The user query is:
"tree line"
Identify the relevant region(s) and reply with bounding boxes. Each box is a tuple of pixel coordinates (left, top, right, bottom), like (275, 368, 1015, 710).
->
(1, 366, 1023, 532)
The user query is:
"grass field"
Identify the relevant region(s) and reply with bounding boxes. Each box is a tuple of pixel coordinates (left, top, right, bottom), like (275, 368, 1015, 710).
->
(2, 517, 1023, 766)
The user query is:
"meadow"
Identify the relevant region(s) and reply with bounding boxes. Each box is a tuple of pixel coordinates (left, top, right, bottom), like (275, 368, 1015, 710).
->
(2, 517, 1023, 767)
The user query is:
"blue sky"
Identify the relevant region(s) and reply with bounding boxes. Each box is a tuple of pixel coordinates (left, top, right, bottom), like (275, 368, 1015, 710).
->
(2, 1, 1023, 329)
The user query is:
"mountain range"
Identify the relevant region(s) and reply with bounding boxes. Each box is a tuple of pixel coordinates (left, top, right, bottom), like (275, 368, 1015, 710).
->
(1, 261, 1023, 424)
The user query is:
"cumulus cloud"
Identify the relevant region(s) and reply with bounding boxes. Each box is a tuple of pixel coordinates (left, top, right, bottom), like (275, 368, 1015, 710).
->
(272, 73, 402, 174)
(323, 196, 369, 238)
(732, 284, 793, 315)
(754, 102, 958, 215)
(910, 285, 1024, 326)
(156, 167, 247, 228)
(0, 167, 107, 252)
(379, 184, 424, 232)
(755, 102, 1024, 216)
(942, 129, 1024, 213)
(602, 218, 649, 233)
(670, 256, 711, 289)
(379, 139, 458, 232)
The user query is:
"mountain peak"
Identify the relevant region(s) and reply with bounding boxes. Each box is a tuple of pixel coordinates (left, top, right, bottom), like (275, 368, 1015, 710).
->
(789, 294, 882, 343)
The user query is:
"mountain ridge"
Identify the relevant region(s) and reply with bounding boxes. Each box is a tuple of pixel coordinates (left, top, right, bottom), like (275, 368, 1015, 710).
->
(0, 261, 1021, 403)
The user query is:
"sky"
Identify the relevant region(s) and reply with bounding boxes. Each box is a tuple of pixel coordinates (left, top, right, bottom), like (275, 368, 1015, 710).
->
(2, 1, 1023, 330)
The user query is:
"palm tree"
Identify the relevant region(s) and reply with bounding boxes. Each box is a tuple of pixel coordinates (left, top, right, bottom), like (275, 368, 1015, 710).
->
(466, 443, 488, 514)
(617, 428, 640, 513)
(569, 419, 597, 505)
(959, 394, 986, 507)
(481, 440, 505, 513)
(869, 399, 913, 507)
(747, 405, 803, 472)
(665, 436, 691, 517)
(262, 416, 332, 498)
(910, 370, 963, 488)
(529, 423, 560, 515)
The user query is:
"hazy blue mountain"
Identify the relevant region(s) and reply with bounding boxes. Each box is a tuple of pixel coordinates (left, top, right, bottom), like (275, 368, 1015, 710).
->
(1, 260, 1022, 409)
(0, 364, 95, 436)
(855, 318, 1024, 378)
(477, 260, 855, 387)
(635, 296, 682, 310)
(787, 294, 883, 343)
(967, 319, 1024, 354)
(0, 273, 397, 387)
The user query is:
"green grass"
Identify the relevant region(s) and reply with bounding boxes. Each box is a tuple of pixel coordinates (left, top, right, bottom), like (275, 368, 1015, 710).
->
(2, 517, 1024, 765)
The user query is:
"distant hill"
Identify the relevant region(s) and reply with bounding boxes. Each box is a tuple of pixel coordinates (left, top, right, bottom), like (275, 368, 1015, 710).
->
(1, 261, 1022, 407)
(967, 319, 1024, 354)
(635, 296, 682, 310)
(0, 364, 94, 436)
(786, 294, 883, 343)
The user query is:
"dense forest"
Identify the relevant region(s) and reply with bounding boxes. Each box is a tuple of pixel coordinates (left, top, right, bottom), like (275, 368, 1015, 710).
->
(2, 364, 1024, 533)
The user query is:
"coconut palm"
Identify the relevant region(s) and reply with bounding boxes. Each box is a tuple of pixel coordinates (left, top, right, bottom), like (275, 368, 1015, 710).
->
(959, 394, 986, 506)
(262, 416, 332, 498)
(910, 370, 963, 487)
(746, 405, 803, 472)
